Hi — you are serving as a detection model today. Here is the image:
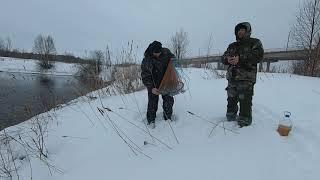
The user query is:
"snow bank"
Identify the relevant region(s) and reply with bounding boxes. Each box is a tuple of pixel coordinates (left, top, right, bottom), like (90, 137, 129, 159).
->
(0, 57, 79, 76)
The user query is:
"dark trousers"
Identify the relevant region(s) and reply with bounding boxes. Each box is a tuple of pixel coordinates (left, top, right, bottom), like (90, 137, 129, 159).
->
(147, 91, 174, 124)
(226, 80, 254, 123)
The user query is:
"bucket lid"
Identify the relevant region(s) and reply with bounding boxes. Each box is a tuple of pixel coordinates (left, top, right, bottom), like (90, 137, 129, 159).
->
(284, 111, 291, 118)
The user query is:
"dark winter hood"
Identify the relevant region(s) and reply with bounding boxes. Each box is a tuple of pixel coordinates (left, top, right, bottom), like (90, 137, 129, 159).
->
(235, 22, 252, 40)
(144, 41, 163, 58)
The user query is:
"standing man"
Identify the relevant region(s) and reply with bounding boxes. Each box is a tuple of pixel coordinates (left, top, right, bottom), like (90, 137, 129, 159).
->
(222, 22, 264, 127)
(141, 41, 175, 129)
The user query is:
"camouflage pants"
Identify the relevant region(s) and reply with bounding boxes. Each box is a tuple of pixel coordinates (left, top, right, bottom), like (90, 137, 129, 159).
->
(226, 80, 254, 124)
(147, 91, 174, 124)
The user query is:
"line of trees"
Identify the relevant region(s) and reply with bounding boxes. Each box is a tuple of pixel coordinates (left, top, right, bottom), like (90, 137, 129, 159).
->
(0, 35, 95, 66)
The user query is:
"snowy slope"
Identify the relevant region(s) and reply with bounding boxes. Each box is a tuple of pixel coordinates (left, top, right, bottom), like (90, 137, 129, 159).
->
(2, 68, 320, 180)
(0, 57, 79, 75)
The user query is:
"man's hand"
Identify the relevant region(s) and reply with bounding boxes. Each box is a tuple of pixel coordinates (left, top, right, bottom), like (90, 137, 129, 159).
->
(152, 88, 160, 95)
(227, 56, 239, 65)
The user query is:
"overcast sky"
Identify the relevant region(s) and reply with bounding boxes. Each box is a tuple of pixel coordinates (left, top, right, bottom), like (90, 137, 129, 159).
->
(0, 0, 302, 58)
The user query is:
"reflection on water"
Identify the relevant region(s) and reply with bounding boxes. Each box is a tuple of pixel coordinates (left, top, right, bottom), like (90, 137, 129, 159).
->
(0, 72, 102, 130)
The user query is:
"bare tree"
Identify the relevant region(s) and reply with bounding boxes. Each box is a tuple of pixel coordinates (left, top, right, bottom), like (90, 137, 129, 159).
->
(78, 49, 104, 81)
(90, 50, 104, 73)
(316, 33, 320, 65)
(0, 36, 13, 52)
(291, 0, 320, 76)
(90, 50, 104, 62)
(105, 45, 112, 67)
(206, 33, 214, 60)
(33, 34, 57, 69)
(5, 37, 13, 52)
(0, 37, 5, 50)
(170, 28, 189, 60)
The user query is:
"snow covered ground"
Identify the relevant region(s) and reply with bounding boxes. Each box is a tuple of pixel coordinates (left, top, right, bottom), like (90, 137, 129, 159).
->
(2, 68, 320, 180)
(0, 57, 79, 76)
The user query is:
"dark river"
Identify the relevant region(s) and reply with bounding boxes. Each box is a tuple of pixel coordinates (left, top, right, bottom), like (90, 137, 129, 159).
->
(0, 72, 102, 130)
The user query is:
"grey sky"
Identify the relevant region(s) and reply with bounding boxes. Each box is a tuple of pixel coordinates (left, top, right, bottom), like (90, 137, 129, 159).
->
(1, 0, 301, 58)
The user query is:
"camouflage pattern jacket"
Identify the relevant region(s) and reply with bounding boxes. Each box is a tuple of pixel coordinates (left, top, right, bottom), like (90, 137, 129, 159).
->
(222, 22, 264, 83)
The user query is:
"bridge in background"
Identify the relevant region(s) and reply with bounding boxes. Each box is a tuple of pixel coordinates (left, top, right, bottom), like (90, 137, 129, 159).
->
(179, 49, 307, 72)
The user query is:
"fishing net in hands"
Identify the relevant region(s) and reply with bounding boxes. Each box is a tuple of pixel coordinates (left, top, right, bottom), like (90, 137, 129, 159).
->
(158, 58, 184, 96)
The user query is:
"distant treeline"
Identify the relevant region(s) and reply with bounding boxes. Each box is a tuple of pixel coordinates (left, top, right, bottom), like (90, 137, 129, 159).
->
(0, 49, 95, 65)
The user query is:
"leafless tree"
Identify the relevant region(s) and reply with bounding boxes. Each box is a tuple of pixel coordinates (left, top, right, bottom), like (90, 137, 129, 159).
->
(5, 37, 13, 52)
(0, 37, 5, 50)
(0, 36, 13, 52)
(78, 50, 104, 84)
(33, 34, 57, 69)
(90, 50, 104, 73)
(90, 50, 104, 62)
(291, 0, 320, 76)
(34, 35, 56, 55)
(105, 45, 112, 67)
(205, 33, 214, 64)
(170, 28, 189, 60)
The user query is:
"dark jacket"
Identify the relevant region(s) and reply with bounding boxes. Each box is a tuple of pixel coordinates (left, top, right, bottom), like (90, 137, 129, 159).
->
(222, 22, 264, 83)
(141, 48, 175, 90)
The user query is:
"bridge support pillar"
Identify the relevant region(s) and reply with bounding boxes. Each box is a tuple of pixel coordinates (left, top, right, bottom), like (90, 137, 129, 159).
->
(266, 61, 271, 72)
(259, 60, 264, 72)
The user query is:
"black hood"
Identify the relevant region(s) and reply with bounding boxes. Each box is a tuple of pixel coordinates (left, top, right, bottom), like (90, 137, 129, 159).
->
(235, 22, 252, 40)
(144, 41, 163, 57)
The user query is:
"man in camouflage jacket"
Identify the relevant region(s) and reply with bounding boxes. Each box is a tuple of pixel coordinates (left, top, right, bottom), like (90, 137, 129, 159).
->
(222, 22, 264, 127)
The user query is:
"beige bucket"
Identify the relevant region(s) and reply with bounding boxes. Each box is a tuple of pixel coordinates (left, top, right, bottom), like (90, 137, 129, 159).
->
(277, 124, 292, 136)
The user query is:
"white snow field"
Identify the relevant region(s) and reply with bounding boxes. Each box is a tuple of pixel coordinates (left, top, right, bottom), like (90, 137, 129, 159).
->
(1, 68, 320, 180)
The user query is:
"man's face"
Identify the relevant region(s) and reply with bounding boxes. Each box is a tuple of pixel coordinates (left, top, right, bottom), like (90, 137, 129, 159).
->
(237, 29, 246, 39)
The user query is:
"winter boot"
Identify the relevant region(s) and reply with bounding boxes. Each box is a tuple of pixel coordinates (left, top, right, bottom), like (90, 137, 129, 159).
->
(238, 116, 252, 127)
(148, 121, 155, 129)
(226, 112, 237, 121)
